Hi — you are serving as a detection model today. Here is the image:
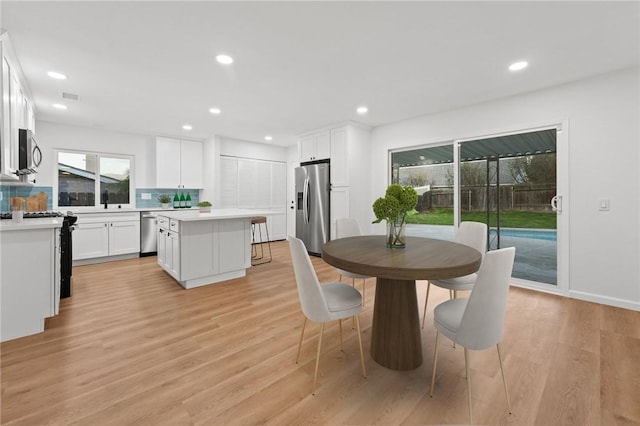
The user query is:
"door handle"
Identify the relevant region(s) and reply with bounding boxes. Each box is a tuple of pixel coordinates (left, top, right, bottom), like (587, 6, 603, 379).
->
(551, 195, 562, 213)
(303, 177, 310, 224)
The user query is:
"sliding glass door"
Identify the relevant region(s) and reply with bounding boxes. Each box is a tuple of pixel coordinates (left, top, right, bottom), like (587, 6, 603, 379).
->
(458, 129, 558, 285)
(390, 127, 561, 287)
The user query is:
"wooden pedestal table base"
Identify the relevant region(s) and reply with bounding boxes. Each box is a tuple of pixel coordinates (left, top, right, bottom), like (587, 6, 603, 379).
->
(370, 277, 423, 370)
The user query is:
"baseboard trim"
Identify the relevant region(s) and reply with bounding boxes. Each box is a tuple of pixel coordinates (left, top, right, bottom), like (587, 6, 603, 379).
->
(568, 290, 640, 311)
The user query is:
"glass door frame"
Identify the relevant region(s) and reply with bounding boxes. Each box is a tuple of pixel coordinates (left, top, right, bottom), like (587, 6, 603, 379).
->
(453, 121, 569, 295)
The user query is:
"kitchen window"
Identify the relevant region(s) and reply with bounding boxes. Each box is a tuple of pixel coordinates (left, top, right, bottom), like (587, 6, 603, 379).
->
(56, 150, 134, 208)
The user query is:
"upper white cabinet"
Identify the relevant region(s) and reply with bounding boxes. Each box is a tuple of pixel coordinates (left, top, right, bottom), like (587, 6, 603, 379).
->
(329, 127, 348, 186)
(1, 33, 36, 182)
(299, 130, 330, 162)
(155, 137, 203, 189)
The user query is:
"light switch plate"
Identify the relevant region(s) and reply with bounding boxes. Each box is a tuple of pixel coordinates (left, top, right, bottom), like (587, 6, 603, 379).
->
(141, 193, 152, 200)
(598, 198, 610, 211)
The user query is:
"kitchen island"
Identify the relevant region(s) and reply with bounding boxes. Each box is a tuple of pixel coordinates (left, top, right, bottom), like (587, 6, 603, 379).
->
(0, 218, 62, 341)
(156, 209, 275, 289)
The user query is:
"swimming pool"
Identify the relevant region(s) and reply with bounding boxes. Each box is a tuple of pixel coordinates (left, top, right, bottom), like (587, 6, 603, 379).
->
(491, 228, 557, 241)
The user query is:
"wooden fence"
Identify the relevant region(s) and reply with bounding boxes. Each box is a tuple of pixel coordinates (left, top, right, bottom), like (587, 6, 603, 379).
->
(416, 184, 556, 212)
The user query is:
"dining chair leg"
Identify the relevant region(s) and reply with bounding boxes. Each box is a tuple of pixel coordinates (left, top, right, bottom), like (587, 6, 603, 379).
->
(362, 279, 366, 307)
(339, 319, 344, 351)
(497, 343, 512, 414)
(355, 315, 367, 378)
(449, 289, 453, 299)
(464, 348, 473, 424)
(339, 274, 343, 282)
(296, 317, 307, 363)
(429, 331, 440, 397)
(422, 281, 431, 329)
(312, 323, 325, 395)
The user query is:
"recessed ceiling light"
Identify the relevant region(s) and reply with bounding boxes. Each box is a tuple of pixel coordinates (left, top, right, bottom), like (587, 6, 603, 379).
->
(509, 61, 528, 71)
(356, 106, 368, 114)
(47, 71, 67, 80)
(216, 54, 233, 65)
(52, 103, 67, 110)
(264, 135, 273, 141)
(209, 107, 221, 115)
(182, 124, 192, 131)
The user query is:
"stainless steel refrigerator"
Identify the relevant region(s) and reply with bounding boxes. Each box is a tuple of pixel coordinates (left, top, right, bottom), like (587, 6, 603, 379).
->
(295, 161, 330, 256)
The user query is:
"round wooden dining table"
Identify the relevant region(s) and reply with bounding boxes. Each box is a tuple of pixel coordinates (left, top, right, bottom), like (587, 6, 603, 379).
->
(322, 235, 482, 370)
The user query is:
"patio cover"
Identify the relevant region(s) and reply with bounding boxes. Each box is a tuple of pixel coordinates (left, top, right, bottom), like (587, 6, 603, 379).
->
(392, 129, 556, 167)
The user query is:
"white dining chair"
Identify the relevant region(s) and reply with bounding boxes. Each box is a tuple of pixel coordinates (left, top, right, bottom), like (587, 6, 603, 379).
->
(421, 221, 487, 328)
(288, 236, 367, 395)
(334, 218, 370, 306)
(429, 246, 515, 424)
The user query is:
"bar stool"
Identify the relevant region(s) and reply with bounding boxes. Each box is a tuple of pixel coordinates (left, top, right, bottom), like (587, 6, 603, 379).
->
(251, 216, 272, 265)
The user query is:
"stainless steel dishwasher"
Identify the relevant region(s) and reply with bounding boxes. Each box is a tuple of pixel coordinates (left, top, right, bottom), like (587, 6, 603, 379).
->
(140, 211, 158, 256)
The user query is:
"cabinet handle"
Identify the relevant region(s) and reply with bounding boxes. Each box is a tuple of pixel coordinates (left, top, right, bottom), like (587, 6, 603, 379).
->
(104, 223, 107, 227)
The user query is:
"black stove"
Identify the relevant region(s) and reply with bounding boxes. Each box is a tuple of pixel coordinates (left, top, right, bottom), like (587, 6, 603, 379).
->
(0, 211, 65, 219)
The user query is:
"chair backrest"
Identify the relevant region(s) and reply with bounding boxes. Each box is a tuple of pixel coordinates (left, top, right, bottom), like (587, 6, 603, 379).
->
(335, 217, 362, 239)
(456, 247, 516, 350)
(456, 221, 488, 256)
(288, 236, 330, 322)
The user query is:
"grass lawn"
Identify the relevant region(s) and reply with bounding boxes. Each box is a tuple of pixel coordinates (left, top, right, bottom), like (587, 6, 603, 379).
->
(406, 208, 557, 229)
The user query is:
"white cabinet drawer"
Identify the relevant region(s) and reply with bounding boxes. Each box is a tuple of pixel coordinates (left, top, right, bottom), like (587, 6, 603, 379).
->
(169, 219, 180, 232)
(158, 216, 169, 229)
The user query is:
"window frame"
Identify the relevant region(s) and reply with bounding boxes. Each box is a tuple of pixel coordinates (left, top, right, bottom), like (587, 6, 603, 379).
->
(54, 148, 135, 210)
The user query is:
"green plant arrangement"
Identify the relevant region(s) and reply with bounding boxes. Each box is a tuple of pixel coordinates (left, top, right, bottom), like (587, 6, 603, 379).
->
(157, 194, 172, 208)
(197, 201, 212, 212)
(372, 184, 418, 248)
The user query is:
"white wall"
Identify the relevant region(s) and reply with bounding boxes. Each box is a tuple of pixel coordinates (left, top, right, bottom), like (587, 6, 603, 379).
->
(369, 67, 640, 310)
(34, 121, 155, 188)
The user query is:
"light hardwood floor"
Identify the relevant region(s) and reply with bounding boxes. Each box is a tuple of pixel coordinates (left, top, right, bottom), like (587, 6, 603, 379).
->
(1, 241, 639, 425)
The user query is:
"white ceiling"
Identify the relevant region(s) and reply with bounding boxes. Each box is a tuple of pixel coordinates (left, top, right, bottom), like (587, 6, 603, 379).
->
(2, 1, 638, 147)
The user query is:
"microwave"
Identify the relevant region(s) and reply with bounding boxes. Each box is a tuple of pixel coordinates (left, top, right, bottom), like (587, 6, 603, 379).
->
(18, 128, 42, 175)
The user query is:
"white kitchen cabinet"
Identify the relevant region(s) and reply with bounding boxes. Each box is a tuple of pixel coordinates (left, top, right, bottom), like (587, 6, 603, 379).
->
(74, 222, 110, 259)
(155, 137, 203, 189)
(1, 33, 35, 182)
(73, 213, 141, 262)
(109, 221, 141, 255)
(299, 130, 330, 162)
(1, 224, 60, 341)
(330, 127, 348, 186)
(330, 187, 350, 240)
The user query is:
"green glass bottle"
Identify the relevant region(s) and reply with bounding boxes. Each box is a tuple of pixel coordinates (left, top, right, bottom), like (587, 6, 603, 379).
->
(186, 192, 192, 208)
(173, 193, 179, 209)
(179, 193, 186, 208)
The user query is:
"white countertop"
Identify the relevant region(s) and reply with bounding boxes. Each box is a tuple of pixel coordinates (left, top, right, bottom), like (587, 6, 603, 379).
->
(70, 207, 201, 214)
(157, 208, 279, 222)
(0, 217, 63, 231)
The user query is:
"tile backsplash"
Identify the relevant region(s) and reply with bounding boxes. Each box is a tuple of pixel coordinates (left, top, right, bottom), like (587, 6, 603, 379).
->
(135, 188, 200, 209)
(0, 186, 201, 211)
(0, 186, 53, 212)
